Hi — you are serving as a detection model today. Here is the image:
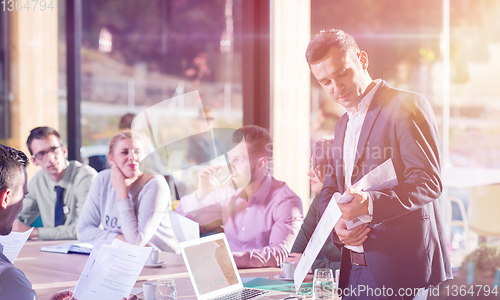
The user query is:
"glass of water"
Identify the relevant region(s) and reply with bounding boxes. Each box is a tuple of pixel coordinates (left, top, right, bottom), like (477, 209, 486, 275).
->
(209, 166, 233, 188)
(156, 279, 177, 300)
(313, 268, 334, 299)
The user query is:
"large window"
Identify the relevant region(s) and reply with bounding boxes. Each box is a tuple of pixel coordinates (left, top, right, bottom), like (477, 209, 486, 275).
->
(310, 0, 500, 267)
(310, 0, 500, 169)
(0, 10, 9, 144)
(58, 0, 244, 165)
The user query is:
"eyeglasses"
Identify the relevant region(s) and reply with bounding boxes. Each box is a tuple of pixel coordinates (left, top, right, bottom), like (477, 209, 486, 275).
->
(33, 145, 63, 161)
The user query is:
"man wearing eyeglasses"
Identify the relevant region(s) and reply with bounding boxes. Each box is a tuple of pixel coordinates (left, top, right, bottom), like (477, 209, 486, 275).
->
(12, 127, 97, 240)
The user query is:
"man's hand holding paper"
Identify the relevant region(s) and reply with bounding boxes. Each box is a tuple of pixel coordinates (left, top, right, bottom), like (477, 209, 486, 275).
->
(335, 159, 398, 230)
(334, 218, 371, 246)
(337, 187, 369, 221)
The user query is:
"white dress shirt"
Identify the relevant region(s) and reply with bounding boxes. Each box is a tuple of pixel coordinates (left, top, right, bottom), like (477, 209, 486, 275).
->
(343, 79, 382, 253)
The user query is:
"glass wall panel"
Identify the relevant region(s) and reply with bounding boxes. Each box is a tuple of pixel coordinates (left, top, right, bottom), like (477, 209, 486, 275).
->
(60, 0, 244, 184)
(310, 0, 500, 270)
(310, 0, 500, 168)
(0, 10, 9, 144)
(310, 0, 442, 145)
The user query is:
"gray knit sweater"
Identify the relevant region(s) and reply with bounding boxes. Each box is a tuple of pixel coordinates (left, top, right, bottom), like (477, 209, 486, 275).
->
(77, 169, 179, 253)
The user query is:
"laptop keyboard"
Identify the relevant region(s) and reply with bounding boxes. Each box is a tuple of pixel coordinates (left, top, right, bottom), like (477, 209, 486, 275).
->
(215, 288, 269, 300)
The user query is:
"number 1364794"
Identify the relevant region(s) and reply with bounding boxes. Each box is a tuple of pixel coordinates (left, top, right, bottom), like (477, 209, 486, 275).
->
(2, 0, 54, 12)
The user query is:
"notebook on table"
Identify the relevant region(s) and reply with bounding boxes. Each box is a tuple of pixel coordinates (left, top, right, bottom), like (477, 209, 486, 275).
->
(40, 242, 93, 254)
(179, 233, 294, 300)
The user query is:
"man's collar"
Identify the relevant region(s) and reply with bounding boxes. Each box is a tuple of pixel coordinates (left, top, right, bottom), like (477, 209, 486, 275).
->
(246, 174, 273, 203)
(347, 79, 382, 117)
(54, 160, 72, 189)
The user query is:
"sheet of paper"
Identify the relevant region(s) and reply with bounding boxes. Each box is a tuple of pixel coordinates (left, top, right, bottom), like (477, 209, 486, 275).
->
(294, 159, 398, 290)
(72, 239, 152, 300)
(73, 244, 104, 295)
(342, 159, 398, 230)
(293, 193, 342, 292)
(337, 158, 397, 204)
(168, 210, 199, 244)
(0, 228, 33, 262)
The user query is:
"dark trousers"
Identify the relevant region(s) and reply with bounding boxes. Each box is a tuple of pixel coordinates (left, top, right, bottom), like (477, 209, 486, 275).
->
(340, 263, 428, 300)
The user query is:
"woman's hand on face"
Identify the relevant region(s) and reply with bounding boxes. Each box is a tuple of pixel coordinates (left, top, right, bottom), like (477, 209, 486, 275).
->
(110, 161, 129, 201)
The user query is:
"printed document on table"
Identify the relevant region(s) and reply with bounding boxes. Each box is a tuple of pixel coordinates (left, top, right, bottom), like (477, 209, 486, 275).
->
(0, 228, 33, 262)
(72, 239, 152, 300)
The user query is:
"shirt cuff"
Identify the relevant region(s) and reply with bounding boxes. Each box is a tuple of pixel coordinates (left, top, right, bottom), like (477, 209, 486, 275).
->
(357, 192, 373, 223)
(232, 251, 249, 268)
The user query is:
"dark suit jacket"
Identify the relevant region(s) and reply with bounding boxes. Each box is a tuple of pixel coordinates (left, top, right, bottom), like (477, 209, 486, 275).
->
(318, 81, 453, 291)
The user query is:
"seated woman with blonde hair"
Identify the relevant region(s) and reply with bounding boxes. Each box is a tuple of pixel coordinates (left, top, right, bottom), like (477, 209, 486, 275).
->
(78, 130, 179, 253)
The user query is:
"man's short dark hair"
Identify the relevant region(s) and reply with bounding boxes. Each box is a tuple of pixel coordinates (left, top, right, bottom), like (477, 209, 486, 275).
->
(0, 144, 29, 193)
(119, 113, 136, 130)
(26, 126, 63, 155)
(232, 125, 272, 160)
(305, 29, 360, 65)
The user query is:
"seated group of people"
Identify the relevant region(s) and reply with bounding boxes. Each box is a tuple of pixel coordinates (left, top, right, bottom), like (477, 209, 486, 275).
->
(1, 28, 453, 300)
(0, 124, 339, 299)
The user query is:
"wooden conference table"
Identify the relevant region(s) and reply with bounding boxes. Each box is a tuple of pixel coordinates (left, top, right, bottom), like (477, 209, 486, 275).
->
(14, 240, 315, 300)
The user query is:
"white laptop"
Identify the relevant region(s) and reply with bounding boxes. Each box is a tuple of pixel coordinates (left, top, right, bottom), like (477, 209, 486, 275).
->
(179, 233, 294, 300)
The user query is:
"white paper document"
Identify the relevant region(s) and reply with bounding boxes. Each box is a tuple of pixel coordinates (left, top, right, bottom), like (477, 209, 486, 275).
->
(293, 159, 398, 291)
(72, 239, 152, 300)
(337, 158, 398, 204)
(343, 159, 398, 230)
(0, 228, 33, 262)
(168, 210, 199, 244)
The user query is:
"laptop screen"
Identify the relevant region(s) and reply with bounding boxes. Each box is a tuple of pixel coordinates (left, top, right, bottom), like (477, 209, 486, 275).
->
(183, 236, 240, 296)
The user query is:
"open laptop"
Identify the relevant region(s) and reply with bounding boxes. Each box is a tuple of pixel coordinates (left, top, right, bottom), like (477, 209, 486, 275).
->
(179, 233, 295, 300)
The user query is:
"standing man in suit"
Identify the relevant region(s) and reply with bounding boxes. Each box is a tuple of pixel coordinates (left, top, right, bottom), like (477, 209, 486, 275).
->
(307, 29, 452, 299)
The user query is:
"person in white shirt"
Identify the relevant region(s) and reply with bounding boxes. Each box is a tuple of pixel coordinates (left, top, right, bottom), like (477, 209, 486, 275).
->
(307, 29, 452, 299)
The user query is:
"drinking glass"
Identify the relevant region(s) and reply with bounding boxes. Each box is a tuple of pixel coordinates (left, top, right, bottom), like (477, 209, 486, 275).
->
(209, 166, 233, 188)
(156, 279, 177, 300)
(142, 282, 156, 300)
(313, 268, 334, 299)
